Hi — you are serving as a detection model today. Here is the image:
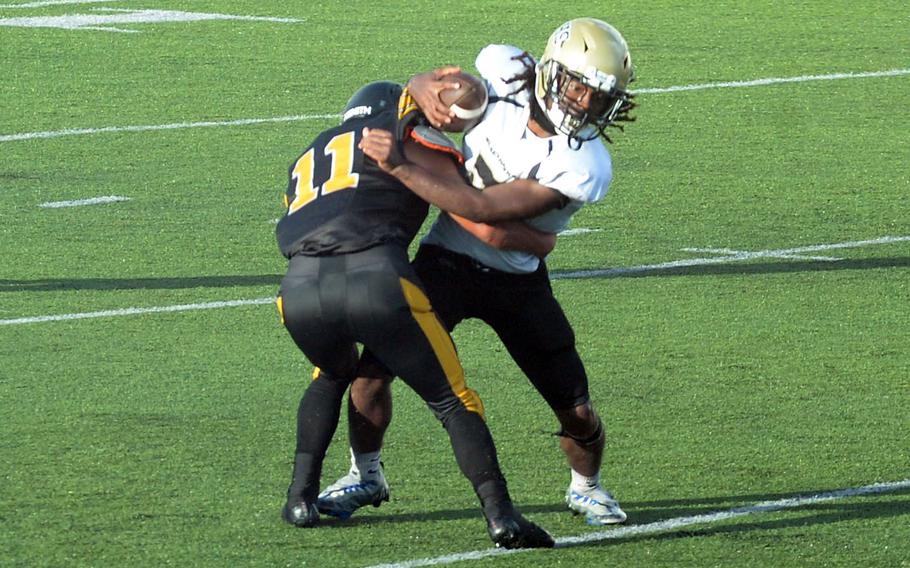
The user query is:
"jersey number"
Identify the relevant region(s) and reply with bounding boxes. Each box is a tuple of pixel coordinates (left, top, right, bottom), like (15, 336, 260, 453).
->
(286, 131, 360, 214)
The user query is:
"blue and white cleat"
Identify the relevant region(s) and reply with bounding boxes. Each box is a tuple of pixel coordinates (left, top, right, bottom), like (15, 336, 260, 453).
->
(565, 486, 627, 525)
(316, 467, 390, 520)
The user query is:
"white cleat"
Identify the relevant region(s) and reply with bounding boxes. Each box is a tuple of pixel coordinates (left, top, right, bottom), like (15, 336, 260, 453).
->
(316, 467, 389, 520)
(565, 486, 628, 525)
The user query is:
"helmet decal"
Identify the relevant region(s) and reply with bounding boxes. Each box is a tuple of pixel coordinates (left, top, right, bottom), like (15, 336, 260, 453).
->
(552, 22, 571, 48)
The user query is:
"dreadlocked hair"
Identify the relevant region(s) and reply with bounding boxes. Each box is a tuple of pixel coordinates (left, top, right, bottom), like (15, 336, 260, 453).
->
(502, 51, 538, 96)
(600, 94, 637, 144)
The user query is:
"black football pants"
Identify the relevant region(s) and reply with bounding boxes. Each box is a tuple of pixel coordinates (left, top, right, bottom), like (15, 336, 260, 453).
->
(277, 244, 508, 505)
(410, 244, 590, 411)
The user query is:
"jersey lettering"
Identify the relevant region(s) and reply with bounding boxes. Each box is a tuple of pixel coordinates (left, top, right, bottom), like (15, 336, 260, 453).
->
(322, 131, 360, 194)
(287, 131, 360, 214)
(276, 112, 434, 258)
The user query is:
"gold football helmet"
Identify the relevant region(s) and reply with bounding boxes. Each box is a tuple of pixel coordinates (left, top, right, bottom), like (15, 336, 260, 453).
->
(535, 18, 635, 144)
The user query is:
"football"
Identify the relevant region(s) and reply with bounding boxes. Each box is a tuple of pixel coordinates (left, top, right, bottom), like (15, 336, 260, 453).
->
(437, 71, 488, 132)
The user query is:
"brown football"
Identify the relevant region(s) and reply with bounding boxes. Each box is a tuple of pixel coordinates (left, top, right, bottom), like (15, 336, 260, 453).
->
(437, 71, 488, 132)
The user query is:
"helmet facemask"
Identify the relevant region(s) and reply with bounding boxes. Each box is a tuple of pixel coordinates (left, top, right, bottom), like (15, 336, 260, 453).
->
(536, 60, 633, 144)
(533, 18, 636, 147)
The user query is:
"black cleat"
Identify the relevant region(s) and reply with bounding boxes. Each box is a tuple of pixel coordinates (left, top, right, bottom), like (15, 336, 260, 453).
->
(281, 500, 320, 528)
(485, 512, 555, 549)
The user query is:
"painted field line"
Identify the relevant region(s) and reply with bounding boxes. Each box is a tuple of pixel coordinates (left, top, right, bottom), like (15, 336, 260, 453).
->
(2, 68, 908, 143)
(0, 0, 116, 7)
(555, 235, 910, 279)
(38, 195, 130, 208)
(362, 478, 910, 568)
(2, 235, 907, 327)
(682, 246, 842, 262)
(558, 227, 601, 236)
(0, 298, 274, 326)
(636, 68, 910, 94)
(0, 114, 337, 143)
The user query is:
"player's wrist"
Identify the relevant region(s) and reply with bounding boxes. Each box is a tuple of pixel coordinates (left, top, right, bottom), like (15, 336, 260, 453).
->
(388, 160, 412, 178)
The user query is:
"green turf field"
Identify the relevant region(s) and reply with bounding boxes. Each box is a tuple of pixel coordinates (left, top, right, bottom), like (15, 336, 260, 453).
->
(2, 1, 908, 566)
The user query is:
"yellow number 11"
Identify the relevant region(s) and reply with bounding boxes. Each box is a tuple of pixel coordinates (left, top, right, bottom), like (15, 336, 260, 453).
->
(286, 131, 360, 214)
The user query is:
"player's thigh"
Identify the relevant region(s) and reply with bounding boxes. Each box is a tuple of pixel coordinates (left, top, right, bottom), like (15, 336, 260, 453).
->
(412, 245, 466, 330)
(354, 270, 479, 419)
(484, 276, 577, 352)
(485, 285, 589, 410)
(278, 260, 358, 378)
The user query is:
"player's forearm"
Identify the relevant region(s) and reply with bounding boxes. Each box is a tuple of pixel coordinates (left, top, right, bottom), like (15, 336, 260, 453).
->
(389, 162, 553, 223)
(498, 222, 557, 257)
(389, 162, 493, 222)
(452, 215, 555, 256)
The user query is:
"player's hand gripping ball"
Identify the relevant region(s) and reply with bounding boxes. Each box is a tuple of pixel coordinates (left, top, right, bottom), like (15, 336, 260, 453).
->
(437, 71, 488, 132)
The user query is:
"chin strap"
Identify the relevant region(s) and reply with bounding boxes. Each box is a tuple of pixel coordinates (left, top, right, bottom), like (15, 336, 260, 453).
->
(529, 94, 557, 136)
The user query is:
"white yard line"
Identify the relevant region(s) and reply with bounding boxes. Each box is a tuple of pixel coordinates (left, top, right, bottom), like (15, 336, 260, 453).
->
(2, 236, 907, 326)
(682, 247, 842, 262)
(361, 478, 910, 568)
(0, 0, 116, 7)
(555, 235, 910, 280)
(2, 69, 907, 143)
(558, 228, 601, 236)
(38, 195, 130, 208)
(0, 297, 274, 326)
(0, 8, 304, 33)
(634, 68, 910, 94)
(0, 115, 338, 143)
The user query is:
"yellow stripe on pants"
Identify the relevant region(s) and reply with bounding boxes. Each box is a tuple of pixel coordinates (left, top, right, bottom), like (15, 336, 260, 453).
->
(275, 295, 285, 325)
(398, 278, 485, 418)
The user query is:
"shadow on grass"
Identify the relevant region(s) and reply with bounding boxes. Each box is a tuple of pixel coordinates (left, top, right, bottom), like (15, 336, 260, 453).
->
(559, 497, 910, 550)
(3, 256, 907, 294)
(318, 482, 910, 541)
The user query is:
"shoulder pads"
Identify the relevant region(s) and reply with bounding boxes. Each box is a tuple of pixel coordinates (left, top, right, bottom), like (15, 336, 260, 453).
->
(409, 125, 464, 164)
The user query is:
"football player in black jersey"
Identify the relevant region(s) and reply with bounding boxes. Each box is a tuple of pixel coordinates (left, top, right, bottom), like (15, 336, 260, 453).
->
(319, 19, 635, 527)
(274, 81, 554, 548)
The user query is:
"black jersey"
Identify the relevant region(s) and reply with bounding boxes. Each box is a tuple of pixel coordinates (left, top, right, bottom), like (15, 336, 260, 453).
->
(276, 112, 433, 258)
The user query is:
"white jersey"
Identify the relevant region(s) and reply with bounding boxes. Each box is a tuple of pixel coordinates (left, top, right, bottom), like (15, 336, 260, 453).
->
(421, 44, 614, 273)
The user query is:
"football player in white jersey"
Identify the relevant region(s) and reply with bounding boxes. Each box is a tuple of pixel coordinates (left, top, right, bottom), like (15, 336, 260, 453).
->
(318, 18, 636, 526)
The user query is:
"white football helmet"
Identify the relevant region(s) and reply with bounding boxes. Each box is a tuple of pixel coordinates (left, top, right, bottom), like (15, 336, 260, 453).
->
(535, 18, 635, 144)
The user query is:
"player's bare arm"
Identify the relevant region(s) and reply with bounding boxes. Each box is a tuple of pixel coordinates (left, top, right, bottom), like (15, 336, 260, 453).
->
(391, 130, 555, 256)
(359, 127, 563, 223)
(450, 215, 556, 257)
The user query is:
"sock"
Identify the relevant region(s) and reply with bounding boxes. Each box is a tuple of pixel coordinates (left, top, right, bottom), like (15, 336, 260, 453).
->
(351, 448, 382, 480)
(476, 479, 514, 520)
(570, 469, 601, 493)
(287, 452, 319, 503)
